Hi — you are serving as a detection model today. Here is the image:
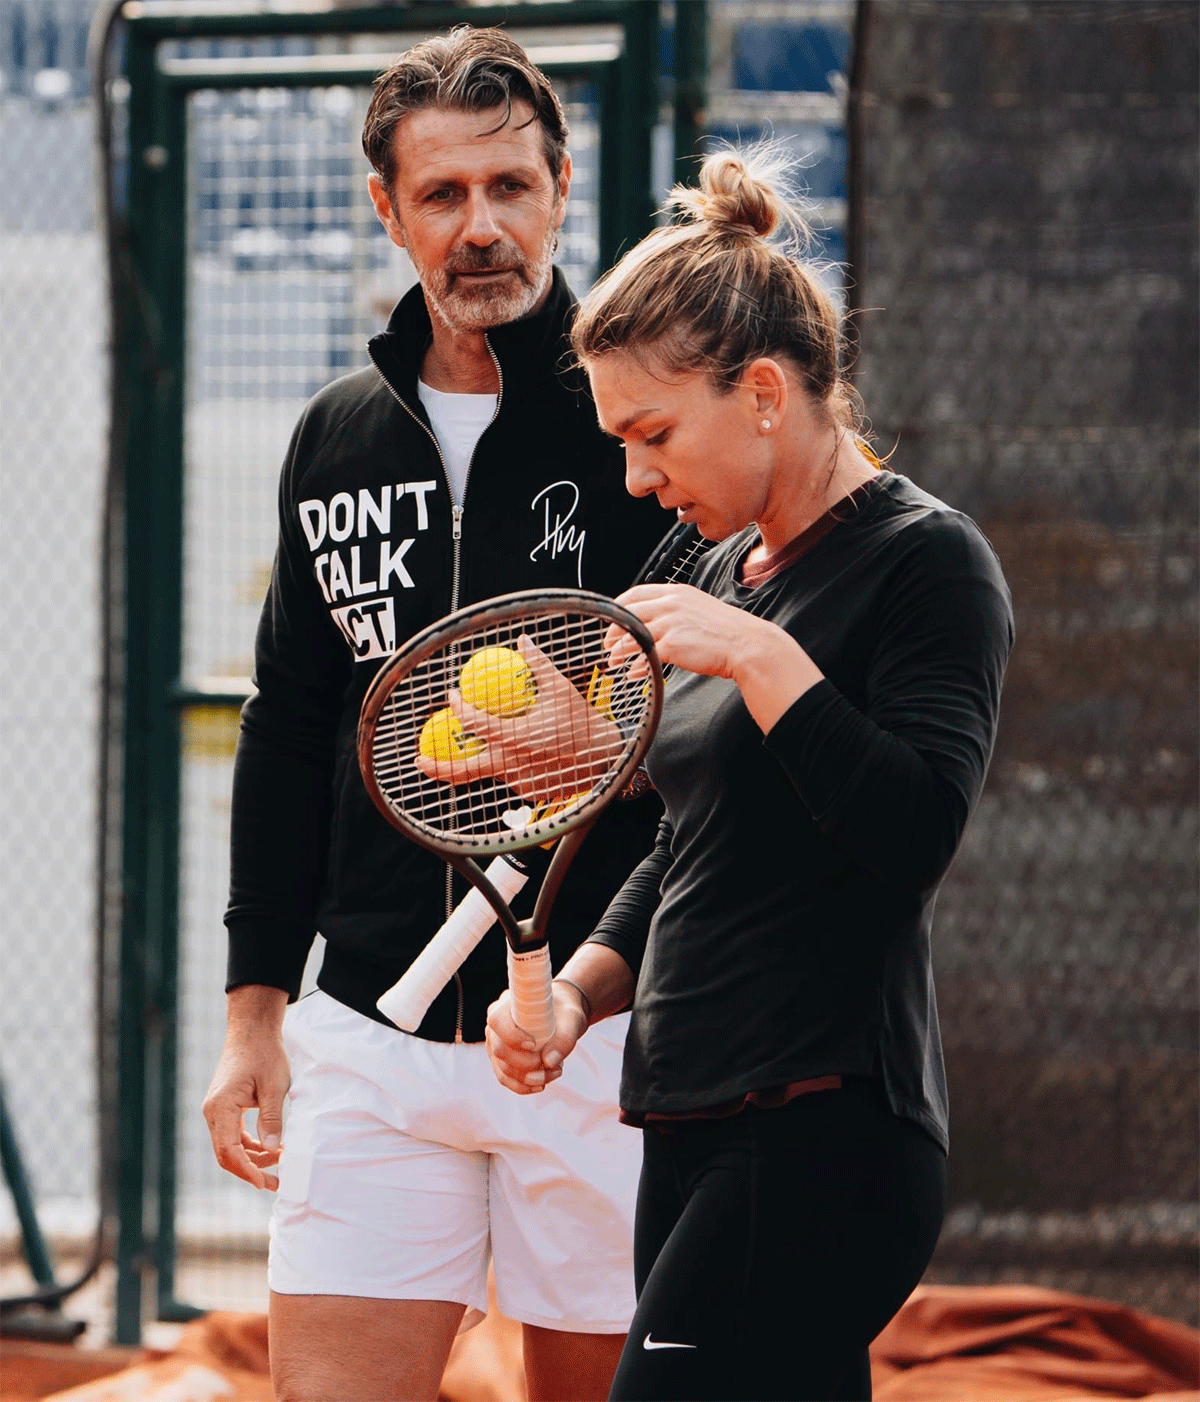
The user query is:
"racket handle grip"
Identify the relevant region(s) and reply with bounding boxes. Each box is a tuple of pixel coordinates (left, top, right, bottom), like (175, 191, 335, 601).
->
(376, 857, 529, 1032)
(507, 943, 555, 1048)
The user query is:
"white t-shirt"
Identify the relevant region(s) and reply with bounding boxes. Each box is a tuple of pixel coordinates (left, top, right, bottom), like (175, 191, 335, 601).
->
(417, 379, 498, 506)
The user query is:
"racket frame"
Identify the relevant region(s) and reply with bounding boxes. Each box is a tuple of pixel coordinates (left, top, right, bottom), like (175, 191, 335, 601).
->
(357, 587, 663, 958)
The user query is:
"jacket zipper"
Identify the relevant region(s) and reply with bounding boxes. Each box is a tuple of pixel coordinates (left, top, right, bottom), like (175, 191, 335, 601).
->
(369, 339, 505, 1043)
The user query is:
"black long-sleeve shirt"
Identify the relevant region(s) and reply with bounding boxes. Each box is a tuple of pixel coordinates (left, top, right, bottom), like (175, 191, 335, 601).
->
(589, 471, 1014, 1148)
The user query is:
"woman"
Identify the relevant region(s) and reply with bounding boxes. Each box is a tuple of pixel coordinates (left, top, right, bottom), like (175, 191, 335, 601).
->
(485, 148, 1014, 1401)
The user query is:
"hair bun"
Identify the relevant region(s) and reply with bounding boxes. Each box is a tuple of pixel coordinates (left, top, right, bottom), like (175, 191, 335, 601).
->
(669, 147, 803, 242)
(571, 136, 851, 431)
(697, 152, 778, 237)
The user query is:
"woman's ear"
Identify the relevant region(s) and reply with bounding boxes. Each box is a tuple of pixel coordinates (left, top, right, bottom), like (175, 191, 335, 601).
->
(743, 357, 788, 430)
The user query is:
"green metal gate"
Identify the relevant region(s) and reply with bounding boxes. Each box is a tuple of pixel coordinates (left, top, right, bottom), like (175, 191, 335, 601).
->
(112, 0, 683, 1345)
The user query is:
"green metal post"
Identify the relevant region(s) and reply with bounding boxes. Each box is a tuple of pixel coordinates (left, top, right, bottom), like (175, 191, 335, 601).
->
(614, 1, 661, 257)
(598, 58, 624, 272)
(114, 20, 160, 1347)
(117, 25, 193, 1346)
(128, 1, 635, 42)
(673, 0, 709, 188)
(147, 83, 199, 1327)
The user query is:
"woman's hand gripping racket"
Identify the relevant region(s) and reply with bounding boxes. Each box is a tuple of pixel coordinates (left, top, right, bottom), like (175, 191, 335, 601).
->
(358, 588, 663, 1045)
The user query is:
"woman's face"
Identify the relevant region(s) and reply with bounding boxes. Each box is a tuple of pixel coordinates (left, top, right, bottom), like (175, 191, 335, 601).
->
(587, 352, 774, 542)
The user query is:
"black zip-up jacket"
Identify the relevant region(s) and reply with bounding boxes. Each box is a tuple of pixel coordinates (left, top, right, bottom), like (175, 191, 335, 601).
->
(224, 269, 671, 1040)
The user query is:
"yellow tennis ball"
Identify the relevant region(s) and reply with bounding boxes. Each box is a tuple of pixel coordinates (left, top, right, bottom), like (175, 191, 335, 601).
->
(459, 646, 537, 717)
(419, 707, 484, 762)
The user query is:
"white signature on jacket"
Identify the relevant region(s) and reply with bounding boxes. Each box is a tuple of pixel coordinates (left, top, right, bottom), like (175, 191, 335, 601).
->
(529, 480, 586, 585)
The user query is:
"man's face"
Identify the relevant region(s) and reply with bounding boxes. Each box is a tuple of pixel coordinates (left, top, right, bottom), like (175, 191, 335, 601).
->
(369, 101, 570, 333)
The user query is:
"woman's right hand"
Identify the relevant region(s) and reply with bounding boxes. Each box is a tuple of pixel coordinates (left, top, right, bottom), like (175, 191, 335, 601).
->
(485, 981, 589, 1094)
(610, 582, 824, 734)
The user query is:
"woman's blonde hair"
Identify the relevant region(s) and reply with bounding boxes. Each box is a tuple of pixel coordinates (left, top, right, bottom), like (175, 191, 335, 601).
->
(571, 145, 861, 431)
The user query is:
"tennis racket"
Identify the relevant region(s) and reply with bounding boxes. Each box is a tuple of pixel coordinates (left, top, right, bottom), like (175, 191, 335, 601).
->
(359, 588, 663, 1044)
(364, 525, 714, 1036)
(632, 519, 713, 593)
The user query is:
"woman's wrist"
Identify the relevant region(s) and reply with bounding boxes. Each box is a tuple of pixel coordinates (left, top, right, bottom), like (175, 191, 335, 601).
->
(733, 618, 823, 733)
(552, 976, 593, 1029)
(554, 943, 636, 1024)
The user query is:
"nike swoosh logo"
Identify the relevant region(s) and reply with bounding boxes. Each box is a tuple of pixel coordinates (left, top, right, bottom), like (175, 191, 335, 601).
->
(642, 1335, 697, 1351)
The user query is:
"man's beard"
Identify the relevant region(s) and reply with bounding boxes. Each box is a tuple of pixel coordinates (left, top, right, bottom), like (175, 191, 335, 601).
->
(407, 224, 557, 333)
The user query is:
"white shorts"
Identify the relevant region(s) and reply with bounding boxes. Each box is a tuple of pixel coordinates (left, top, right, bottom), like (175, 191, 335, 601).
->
(268, 990, 639, 1334)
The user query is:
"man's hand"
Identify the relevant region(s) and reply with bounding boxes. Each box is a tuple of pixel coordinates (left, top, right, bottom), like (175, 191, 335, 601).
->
(202, 985, 291, 1191)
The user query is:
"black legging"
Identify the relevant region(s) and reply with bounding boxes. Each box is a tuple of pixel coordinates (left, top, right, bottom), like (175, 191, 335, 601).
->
(608, 1080, 946, 1402)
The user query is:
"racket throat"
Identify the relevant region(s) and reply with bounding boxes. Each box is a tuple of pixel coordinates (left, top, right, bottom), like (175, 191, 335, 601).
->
(528, 820, 597, 935)
(512, 919, 542, 949)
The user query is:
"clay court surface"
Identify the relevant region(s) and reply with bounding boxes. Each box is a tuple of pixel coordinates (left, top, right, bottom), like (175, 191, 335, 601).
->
(2, 1264, 1197, 1402)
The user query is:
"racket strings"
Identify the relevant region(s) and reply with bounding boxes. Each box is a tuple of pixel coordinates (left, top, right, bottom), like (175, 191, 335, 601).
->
(370, 608, 655, 851)
(661, 532, 712, 585)
(657, 532, 715, 683)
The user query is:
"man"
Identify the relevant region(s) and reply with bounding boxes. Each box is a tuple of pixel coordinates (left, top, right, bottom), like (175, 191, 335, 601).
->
(201, 27, 669, 1402)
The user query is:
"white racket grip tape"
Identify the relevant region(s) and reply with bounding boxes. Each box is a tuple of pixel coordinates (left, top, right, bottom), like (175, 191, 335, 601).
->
(506, 943, 555, 1048)
(376, 856, 530, 1031)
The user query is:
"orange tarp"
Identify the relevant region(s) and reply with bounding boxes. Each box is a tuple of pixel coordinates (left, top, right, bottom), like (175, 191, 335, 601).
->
(872, 1285, 1199, 1401)
(3, 1284, 1196, 1401)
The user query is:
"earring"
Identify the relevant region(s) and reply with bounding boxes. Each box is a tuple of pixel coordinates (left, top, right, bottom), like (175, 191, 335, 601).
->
(761, 420, 771, 431)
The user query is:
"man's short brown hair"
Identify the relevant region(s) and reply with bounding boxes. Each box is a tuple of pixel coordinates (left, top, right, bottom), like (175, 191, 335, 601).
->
(362, 26, 569, 195)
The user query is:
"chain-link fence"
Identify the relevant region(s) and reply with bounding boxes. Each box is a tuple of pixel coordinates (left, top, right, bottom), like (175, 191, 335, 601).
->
(3, 0, 1194, 1347)
(0, 0, 106, 1282)
(855, 0, 1199, 1324)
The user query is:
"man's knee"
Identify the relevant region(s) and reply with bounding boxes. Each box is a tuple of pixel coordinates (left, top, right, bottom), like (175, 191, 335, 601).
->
(269, 1292, 465, 1402)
